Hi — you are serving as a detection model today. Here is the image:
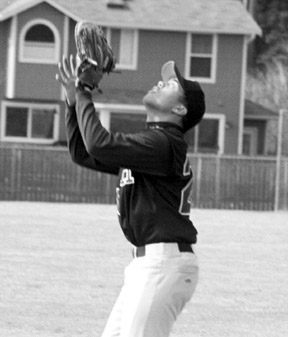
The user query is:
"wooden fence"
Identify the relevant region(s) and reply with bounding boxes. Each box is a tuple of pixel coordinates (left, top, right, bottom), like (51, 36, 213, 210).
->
(189, 154, 287, 210)
(0, 146, 287, 210)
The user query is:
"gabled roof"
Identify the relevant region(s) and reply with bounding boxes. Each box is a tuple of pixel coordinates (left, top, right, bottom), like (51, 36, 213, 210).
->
(0, 0, 261, 35)
(245, 100, 278, 119)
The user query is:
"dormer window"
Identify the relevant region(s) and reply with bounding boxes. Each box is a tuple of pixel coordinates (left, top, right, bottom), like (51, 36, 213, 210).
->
(19, 19, 60, 64)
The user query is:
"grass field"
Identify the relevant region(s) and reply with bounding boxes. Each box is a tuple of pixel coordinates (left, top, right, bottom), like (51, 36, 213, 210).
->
(0, 202, 287, 337)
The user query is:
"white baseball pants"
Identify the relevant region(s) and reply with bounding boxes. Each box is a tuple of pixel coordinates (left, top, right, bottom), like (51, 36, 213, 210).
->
(101, 243, 199, 337)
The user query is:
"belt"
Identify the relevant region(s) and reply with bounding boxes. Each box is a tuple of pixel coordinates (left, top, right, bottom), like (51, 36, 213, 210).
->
(134, 242, 194, 258)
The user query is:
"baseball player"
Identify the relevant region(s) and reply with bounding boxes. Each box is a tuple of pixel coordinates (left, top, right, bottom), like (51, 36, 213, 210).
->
(56, 52, 205, 336)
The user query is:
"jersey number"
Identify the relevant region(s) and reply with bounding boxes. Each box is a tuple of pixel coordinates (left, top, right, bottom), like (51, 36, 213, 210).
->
(120, 169, 134, 187)
(179, 157, 193, 216)
(117, 169, 135, 216)
(116, 187, 120, 216)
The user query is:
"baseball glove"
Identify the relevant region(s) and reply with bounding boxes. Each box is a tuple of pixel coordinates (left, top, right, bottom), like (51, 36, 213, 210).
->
(74, 21, 116, 91)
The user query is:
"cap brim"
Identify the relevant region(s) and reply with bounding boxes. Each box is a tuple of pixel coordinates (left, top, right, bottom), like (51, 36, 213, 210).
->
(161, 60, 185, 89)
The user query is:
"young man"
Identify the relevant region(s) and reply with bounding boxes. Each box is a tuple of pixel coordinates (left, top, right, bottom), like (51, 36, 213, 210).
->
(56, 57, 205, 337)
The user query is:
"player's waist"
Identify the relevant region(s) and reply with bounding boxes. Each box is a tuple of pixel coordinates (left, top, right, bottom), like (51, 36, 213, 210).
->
(132, 242, 194, 258)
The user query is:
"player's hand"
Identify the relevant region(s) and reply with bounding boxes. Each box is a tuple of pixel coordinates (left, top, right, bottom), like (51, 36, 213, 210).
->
(56, 54, 77, 106)
(76, 56, 104, 92)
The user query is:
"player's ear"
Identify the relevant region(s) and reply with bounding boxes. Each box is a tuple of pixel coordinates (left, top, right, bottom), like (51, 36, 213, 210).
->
(172, 104, 187, 116)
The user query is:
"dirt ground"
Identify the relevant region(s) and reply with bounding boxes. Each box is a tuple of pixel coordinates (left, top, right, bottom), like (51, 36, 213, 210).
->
(0, 202, 287, 337)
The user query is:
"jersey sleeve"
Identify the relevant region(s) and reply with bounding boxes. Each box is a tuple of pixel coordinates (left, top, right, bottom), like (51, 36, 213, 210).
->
(74, 89, 172, 176)
(65, 103, 119, 175)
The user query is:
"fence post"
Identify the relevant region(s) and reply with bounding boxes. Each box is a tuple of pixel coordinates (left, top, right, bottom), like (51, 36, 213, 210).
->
(195, 156, 202, 207)
(215, 155, 221, 208)
(10, 147, 16, 199)
(283, 159, 288, 210)
(274, 109, 287, 211)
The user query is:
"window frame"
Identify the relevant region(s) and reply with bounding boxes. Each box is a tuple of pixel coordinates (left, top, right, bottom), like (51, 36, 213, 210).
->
(19, 18, 60, 64)
(0, 101, 60, 144)
(106, 28, 139, 70)
(186, 113, 225, 154)
(94, 103, 146, 130)
(185, 33, 218, 83)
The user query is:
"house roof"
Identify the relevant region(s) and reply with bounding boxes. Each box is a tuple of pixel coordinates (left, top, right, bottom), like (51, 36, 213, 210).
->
(0, 0, 261, 35)
(245, 100, 278, 120)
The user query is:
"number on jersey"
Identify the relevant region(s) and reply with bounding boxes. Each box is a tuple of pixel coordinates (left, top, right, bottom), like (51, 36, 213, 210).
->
(179, 157, 193, 216)
(120, 169, 135, 187)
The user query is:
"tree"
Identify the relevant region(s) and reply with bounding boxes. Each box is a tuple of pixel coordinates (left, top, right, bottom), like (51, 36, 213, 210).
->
(247, 0, 288, 157)
(253, 0, 288, 68)
(248, 0, 288, 107)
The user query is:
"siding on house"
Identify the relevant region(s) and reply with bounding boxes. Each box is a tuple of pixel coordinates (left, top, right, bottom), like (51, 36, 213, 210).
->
(0, 20, 9, 98)
(0, 0, 261, 154)
(100, 30, 187, 93)
(15, 3, 64, 100)
(216, 34, 244, 154)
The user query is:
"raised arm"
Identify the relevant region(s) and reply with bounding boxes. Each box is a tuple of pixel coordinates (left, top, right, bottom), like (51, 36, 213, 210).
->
(56, 55, 119, 175)
(65, 103, 119, 174)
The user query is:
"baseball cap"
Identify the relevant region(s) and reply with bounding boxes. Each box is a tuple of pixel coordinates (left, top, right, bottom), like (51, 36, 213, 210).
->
(161, 60, 205, 132)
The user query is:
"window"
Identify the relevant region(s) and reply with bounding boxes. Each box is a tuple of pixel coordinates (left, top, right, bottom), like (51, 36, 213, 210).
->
(94, 103, 146, 133)
(110, 112, 146, 133)
(19, 19, 60, 63)
(186, 33, 217, 83)
(184, 114, 225, 154)
(106, 28, 138, 70)
(1, 102, 59, 143)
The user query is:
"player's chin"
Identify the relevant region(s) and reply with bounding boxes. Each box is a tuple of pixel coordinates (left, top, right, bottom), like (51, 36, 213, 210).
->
(143, 91, 156, 106)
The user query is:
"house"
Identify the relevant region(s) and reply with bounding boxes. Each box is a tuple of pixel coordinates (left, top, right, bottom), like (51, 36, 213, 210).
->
(244, 99, 278, 156)
(0, 0, 261, 154)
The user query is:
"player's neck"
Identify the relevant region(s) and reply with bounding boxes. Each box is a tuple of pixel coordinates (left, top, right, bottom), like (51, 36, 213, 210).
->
(146, 109, 183, 127)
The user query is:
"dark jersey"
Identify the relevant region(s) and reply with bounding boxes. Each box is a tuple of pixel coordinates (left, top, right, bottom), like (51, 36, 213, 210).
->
(65, 89, 197, 246)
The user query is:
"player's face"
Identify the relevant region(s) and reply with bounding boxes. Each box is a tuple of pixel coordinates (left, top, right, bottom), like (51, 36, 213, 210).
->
(143, 78, 185, 114)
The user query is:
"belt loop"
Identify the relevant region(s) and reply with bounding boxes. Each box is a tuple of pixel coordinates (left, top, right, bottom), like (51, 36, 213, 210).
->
(136, 246, 145, 257)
